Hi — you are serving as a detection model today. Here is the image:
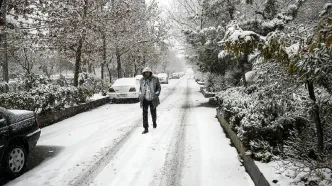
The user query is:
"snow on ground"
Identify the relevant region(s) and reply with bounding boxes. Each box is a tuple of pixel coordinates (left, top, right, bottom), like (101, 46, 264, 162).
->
(5, 68, 254, 186)
(89, 93, 107, 101)
(181, 75, 254, 186)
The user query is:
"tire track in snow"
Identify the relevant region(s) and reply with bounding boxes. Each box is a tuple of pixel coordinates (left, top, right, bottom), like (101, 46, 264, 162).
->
(70, 79, 184, 186)
(154, 77, 193, 186)
(70, 118, 142, 186)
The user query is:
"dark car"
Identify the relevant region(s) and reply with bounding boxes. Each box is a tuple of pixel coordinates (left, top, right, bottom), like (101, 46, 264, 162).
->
(0, 107, 41, 178)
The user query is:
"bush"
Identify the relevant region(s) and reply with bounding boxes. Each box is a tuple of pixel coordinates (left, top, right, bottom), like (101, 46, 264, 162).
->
(216, 62, 314, 161)
(0, 84, 93, 114)
(0, 73, 100, 114)
(79, 72, 107, 94)
(217, 61, 332, 164)
(205, 72, 234, 92)
(0, 82, 9, 93)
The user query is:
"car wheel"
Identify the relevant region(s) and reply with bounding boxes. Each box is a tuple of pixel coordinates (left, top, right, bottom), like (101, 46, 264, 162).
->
(3, 144, 27, 178)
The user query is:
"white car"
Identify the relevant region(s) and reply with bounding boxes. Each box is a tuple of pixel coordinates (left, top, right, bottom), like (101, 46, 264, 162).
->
(178, 72, 185, 77)
(158, 73, 169, 84)
(108, 78, 140, 102)
(135, 75, 143, 84)
(171, 73, 180, 79)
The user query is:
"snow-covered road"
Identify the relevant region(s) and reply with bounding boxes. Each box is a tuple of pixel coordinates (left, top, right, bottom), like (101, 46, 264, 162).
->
(4, 69, 254, 186)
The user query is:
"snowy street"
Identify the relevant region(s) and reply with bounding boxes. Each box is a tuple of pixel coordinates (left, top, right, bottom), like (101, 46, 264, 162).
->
(3, 69, 254, 186)
(1, 1, 330, 185)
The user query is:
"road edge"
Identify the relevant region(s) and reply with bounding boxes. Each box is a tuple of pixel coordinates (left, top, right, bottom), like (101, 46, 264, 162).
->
(38, 97, 111, 128)
(216, 108, 271, 186)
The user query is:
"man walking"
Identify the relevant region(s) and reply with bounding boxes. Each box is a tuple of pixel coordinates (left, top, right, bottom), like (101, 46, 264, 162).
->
(139, 67, 161, 134)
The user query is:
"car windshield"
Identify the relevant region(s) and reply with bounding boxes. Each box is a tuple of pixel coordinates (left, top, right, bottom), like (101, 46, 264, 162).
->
(113, 78, 135, 86)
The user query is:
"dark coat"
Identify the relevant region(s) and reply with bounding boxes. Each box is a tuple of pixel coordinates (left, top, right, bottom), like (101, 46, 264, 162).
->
(139, 74, 161, 108)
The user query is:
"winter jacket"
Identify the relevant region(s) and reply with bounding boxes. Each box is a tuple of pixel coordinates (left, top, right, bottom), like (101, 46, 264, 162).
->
(139, 67, 161, 108)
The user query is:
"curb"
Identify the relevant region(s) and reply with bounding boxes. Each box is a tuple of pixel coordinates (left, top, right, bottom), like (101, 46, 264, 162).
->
(38, 97, 110, 128)
(216, 108, 271, 186)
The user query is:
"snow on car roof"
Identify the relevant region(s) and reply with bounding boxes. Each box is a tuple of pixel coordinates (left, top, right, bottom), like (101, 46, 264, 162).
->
(135, 75, 143, 80)
(158, 73, 168, 77)
(113, 78, 136, 86)
(9, 109, 34, 115)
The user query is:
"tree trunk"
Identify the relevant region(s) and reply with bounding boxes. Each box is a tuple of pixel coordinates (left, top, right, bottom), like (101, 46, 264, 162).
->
(143, 53, 146, 67)
(200, 8, 204, 29)
(88, 62, 92, 73)
(23, 48, 31, 74)
(116, 48, 122, 78)
(227, 0, 235, 20)
(241, 54, 248, 87)
(134, 63, 137, 76)
(107, 65, 112, 83)
(101, 32, 106, 80)
(74, 37, 84, 87)
(307, 80, 324, 153)
(73, 0, 88, 87)
(2, 0, 8, 82)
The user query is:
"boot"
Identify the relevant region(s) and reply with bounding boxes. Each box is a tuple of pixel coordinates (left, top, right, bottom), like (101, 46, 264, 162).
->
(142, 128, 149, 134)
(153, 123, 157, 128)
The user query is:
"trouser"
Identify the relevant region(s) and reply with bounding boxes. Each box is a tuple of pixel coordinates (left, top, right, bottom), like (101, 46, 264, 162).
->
(143, 99, 157, 129)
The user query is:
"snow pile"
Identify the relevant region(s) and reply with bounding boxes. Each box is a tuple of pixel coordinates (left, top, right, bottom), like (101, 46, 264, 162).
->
(89, 93, 107, 101)
(218, 50, 230, 59)
(285, 43, 300, 58)
(222, 26, 263, 43)
(261, 18, 284, 29)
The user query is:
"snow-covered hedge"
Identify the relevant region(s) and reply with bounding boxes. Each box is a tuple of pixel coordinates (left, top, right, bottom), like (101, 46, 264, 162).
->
(0, 82, 9, 93)
(78, 72, 107, 95)
(205, 72, 234, 92)
(217, 62, 332, 166)
(0, 73, 100, 114)
(217, 62, 312, 162)
(0, 84, 93, 114)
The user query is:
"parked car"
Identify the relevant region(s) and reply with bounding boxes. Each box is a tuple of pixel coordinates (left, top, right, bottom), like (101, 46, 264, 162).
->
(178, 72, 185, 77)
(157, 73, 169, 84)
(0, 107, 41, 178)
(171, 73, 180, 79)
(108, 78, 140, 102)
(135, 75, 143, 85)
